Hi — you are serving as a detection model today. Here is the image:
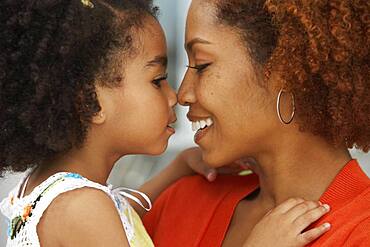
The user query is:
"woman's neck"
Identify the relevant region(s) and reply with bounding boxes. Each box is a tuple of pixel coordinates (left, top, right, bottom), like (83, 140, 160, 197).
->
(250, 131, 352, 207)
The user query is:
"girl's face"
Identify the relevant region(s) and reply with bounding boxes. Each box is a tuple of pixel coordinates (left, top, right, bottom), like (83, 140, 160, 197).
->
(97, 16, 177, 156)
(179, 0, 280, 167)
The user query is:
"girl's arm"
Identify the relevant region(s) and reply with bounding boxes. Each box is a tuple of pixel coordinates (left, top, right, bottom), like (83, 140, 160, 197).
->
(136, 148, 200, 217)
(136, 147, 243, 217)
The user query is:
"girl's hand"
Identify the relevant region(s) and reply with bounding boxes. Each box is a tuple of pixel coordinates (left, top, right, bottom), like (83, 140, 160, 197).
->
(179, 147, 253, 182)
(244, 198, 331, 247)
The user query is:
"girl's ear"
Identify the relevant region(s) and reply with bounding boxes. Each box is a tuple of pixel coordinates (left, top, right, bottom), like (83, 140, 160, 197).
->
(92, 110, 106, 125)
(92, 85, 108, 125)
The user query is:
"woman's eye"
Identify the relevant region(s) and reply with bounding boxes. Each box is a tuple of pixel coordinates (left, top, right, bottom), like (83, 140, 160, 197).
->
(152, 73, 168, 88)
(187, 63, 211, 74)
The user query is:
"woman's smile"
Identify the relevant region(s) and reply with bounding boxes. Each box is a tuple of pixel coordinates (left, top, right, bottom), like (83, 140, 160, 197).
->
(187, 113, 214, 143)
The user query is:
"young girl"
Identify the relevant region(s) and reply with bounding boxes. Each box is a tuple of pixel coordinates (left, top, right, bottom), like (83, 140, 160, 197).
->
(0, 0, 330, 246)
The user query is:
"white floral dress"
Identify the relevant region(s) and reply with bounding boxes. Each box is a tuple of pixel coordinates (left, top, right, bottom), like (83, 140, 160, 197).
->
(0, 171, 154, 247)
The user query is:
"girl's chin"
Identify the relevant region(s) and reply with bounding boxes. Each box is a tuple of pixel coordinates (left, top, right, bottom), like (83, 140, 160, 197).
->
(147, 142, 169, 156)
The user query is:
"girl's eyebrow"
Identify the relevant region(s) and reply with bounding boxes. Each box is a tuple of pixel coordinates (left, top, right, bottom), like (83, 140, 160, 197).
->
(145, 55, 168, 68)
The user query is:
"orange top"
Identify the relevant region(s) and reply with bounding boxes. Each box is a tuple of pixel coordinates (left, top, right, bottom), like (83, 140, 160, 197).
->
(143, 160, 370, 246)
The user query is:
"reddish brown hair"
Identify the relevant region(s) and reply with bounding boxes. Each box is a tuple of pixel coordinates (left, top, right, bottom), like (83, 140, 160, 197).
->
(213, 0, 369, 151)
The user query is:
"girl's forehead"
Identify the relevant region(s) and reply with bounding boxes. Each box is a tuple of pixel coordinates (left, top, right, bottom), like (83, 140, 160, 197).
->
(129, 18, 167, 66)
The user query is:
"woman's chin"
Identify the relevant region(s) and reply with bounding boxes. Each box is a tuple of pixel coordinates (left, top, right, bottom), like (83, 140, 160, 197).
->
(202, 150, 233, 168)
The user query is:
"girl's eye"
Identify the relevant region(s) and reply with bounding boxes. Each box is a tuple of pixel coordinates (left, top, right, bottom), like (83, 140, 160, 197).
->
(186, 63, 211, 74)
(152, 73, 168, 88)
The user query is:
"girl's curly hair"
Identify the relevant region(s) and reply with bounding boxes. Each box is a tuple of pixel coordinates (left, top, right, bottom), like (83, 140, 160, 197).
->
(0, 0, 158, 175)
(212, 0, 369, 151)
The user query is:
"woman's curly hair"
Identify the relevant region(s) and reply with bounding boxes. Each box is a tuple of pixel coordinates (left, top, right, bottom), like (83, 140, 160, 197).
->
(212, 0, 369, 151)
(0, 0, 158, 175)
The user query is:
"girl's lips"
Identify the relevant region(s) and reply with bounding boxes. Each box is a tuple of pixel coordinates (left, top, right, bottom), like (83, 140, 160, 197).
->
(166, 115, 177, 134)
(166, 126, 175, 134)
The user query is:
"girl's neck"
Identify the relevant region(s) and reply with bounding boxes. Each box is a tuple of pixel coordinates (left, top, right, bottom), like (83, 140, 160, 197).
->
(250, 131, 352, 207)
(45, 150, 115, 185)
(34, 137, 121, 187)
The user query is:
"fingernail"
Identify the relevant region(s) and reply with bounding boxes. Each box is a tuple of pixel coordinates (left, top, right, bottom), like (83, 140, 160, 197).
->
(323, 204, 330, 211)
(207, 172, 216, 182)
(323, 222, 331, 229)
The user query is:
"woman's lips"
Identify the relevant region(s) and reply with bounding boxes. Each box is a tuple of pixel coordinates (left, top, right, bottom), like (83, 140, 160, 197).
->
(194, 125, 212, 143)
(187, 114, 214, 144)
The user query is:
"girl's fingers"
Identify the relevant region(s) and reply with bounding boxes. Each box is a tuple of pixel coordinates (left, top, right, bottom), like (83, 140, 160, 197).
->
(285, 201, 322, 220)
(268, 198, 306, 215)
(298, 222, 331, 245)
(294, 204, 330, 230)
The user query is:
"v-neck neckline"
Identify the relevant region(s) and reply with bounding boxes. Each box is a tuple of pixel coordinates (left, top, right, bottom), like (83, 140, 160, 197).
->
(212, 159, 368, 247)
(200, 174, 260, 246)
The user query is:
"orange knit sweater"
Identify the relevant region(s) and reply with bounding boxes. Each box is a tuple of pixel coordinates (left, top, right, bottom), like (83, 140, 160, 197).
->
(144, 160, 370, 246)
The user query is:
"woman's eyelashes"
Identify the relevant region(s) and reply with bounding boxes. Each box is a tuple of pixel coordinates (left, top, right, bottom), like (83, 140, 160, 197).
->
(187, 63, 211, 74)
(152, 73, 168, 88)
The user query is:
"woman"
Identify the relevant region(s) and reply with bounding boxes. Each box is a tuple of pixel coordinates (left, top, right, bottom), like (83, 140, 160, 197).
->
(143, 0, 370, 246)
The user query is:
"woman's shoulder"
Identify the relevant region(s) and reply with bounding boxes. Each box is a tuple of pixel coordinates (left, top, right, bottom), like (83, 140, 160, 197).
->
(346, 215, 370, 246)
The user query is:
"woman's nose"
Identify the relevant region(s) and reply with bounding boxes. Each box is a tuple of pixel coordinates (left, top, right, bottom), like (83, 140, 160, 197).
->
(178, 72, 196, 106)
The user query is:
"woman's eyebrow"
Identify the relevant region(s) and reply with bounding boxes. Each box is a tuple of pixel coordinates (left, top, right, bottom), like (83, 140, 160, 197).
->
(185, 37, 212, 51)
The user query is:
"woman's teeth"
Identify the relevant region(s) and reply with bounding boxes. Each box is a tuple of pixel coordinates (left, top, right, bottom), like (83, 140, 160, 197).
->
(191, 118, 214, 132)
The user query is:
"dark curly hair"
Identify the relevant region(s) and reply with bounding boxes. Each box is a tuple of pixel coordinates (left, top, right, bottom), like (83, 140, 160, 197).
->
(0, 0, 158, 175)
(211, 0, 369, 151)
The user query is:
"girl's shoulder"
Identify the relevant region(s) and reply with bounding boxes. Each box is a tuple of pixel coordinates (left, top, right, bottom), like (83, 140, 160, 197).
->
(0, 172, 125, 245)
(38, 181, 131, 246)
(0, 171, 115, 219)
(1, 171, 154, 247)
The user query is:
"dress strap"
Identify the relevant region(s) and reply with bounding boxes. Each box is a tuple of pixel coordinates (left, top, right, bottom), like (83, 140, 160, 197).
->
(19, 173, 31, 199)
(109, 185, 152, 212)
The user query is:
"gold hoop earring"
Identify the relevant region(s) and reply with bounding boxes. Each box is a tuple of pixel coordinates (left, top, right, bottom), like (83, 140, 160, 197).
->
(276, 89, 295, 125)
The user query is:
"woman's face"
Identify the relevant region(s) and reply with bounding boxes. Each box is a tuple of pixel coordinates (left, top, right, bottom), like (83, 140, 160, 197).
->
(179, 0, 280, 167)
